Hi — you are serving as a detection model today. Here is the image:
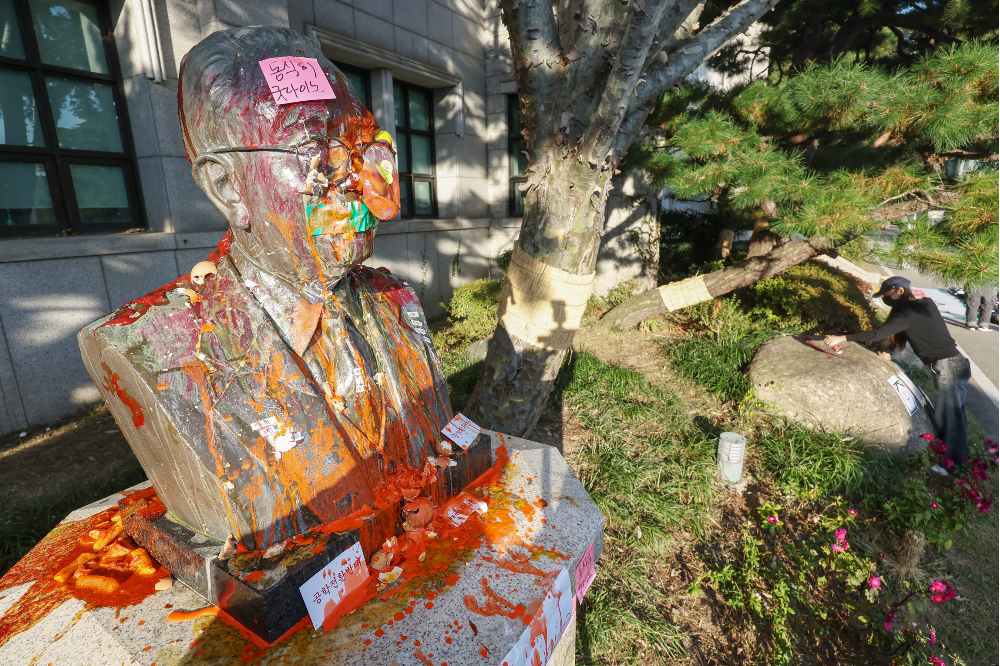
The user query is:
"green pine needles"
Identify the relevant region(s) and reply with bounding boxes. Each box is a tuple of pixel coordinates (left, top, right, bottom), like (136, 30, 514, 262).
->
(637, 40, 998, 288)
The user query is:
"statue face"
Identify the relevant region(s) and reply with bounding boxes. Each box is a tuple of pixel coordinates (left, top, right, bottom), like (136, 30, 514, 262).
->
(211, 68, 399, 289)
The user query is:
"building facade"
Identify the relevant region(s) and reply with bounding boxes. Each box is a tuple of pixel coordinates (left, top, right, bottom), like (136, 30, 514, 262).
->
(0, 0, 651, 434)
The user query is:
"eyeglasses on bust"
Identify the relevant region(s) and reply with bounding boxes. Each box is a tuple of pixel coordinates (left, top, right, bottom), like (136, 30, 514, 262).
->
(205, 134, 396, 185)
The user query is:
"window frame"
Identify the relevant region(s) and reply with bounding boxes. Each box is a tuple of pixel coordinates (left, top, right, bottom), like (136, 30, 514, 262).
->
(0, 0, 145, 236)
(507, 94, 527, 218)
(393, 80, 436, 220)
(332, 61, 371, 110)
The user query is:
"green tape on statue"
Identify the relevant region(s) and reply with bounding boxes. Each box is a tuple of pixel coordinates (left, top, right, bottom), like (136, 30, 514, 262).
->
(348, 201, 377, 233)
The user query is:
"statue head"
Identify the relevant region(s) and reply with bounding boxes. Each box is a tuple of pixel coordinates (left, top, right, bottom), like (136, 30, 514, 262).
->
(179, 27, 399, 288)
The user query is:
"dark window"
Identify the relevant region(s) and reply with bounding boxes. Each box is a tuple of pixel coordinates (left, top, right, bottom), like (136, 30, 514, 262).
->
(333, 61, 370, 110)
(393, 80, 435, 218)
(0, 0, 144, 235)
(508, 95, 527, 217)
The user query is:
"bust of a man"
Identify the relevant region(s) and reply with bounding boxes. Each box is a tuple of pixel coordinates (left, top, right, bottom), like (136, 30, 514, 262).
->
(78, 27, 452, 552)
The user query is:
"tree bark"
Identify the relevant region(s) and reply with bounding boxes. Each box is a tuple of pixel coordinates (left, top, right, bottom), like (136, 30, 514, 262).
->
(746, 203, 784, 257)
(465, 0, 781, 437)
(594, 236, 833, 332)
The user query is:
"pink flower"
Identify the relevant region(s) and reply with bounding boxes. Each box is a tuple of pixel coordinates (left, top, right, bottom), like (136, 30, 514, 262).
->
(834, 528, 847, 541)
(848, 509, 858, 516)
(831, 540, 849, 553)
(945, 460, 954, 469)
(869, 576, 881, 588)
(931, 502, 939, 509)
(929, 580, 956, 604)
(929, 656, 946, 666)
(922, 433, 934, 440)
(767, 516, 778, 524)
(988, 445, 997, 455)
(929, 629, 936, 647)
(878, 552, 884, 558)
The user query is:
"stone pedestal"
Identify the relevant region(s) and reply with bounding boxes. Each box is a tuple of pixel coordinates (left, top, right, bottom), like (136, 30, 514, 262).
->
(0, 433, 603, 665)
(117, 434, 494, 643)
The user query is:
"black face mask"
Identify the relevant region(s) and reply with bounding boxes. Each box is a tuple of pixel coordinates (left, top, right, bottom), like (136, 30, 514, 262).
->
(882, 295, 897, 307)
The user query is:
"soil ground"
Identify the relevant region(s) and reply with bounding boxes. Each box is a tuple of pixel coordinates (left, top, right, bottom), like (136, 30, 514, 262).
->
(0, 405, 137, 505)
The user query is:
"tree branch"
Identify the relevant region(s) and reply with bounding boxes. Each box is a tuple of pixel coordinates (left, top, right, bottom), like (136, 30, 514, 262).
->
(580, 0, 675, 164)
(629, 0, 778, 116)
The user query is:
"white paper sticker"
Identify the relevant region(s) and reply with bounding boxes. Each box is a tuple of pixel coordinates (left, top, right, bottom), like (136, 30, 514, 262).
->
(299, 541, 369, 629)
(497, 568, 575, 666)
(887, 374, 919, 416)
(441, 412, 483, 451)
(442, 493, 488, 527)
(891, 362, 932, 409)
(251, 416, 280, 438)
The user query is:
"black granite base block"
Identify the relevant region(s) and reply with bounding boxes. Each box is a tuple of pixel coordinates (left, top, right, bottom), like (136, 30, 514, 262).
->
(123, 510, 358, 643)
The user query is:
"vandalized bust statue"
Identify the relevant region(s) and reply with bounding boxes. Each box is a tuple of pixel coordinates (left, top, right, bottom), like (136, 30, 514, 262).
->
(78, 27, 452, 552)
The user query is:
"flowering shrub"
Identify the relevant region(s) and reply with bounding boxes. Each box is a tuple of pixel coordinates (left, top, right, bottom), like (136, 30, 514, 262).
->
(710, 500, 881, 664)
(874, 436, 997, 550)
(868, 578, 962, 665)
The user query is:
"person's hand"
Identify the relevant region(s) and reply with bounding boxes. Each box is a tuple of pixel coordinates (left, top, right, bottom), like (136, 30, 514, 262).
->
(824, 335, 847, 346)
(878, 351, 892, 361)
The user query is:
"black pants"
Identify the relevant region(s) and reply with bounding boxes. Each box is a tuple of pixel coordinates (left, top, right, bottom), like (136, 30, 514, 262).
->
(930, 354, 971, 463)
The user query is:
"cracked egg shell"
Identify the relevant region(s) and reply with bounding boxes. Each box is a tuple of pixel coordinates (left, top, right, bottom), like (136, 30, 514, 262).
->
(190, 261, 218, 286)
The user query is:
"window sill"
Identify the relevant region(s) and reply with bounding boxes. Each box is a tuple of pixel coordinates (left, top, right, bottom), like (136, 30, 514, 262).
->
(377, 218, 489, 234)
(0, 231, 223, 264)
(0, 222, 494, 263)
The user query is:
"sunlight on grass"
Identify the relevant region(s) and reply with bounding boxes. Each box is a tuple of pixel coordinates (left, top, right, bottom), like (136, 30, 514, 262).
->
(556, 353, 716, 664)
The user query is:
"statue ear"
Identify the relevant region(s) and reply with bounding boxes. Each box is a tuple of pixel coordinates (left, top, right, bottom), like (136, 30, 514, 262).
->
(192, 154, 251, 230)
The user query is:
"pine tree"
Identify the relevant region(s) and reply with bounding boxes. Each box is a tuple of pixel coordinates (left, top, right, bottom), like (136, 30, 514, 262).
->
(599, 39, 998, 330)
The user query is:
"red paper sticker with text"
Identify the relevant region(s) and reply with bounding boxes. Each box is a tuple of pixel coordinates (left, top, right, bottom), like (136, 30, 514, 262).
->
(259, 56, 336, 104)
(575, 541, 596, 604)
(298, 541, 368, 629)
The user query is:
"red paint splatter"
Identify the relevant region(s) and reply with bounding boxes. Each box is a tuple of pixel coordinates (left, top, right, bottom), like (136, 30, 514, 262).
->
(375, 629, 384, 637)
(100, 362, 145, 428)
(414, 650, 433, 666)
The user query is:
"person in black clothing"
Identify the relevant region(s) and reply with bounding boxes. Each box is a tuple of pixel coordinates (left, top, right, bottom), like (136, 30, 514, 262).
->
(825, 276, 971, 465)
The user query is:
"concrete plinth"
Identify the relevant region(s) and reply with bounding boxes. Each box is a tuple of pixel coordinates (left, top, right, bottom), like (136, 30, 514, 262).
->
(0, 433, 603, 665)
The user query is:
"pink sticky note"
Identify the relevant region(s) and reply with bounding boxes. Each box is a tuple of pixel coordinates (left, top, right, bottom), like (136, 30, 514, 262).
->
(575, 541, 596, 604)
(259, 56, 336, 104)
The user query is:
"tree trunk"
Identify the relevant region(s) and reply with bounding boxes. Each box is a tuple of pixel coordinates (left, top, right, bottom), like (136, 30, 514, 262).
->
(595, 236, 834, 331)
(746, 203, 784, 258)
(465, 0, 781, 436)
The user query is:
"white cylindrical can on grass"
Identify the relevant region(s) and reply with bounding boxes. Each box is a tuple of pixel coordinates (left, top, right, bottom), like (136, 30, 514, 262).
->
(717, 432, 746, 483)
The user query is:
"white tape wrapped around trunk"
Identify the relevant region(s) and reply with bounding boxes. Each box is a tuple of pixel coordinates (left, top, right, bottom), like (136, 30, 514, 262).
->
(658, 275, 713, 312)
(498, 245, 596, 350)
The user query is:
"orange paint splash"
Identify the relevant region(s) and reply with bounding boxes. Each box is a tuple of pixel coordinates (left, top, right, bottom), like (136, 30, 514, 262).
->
(414, 650, 434, 666)
(463, 578, 525, 620)
(0, 488, 180, 652)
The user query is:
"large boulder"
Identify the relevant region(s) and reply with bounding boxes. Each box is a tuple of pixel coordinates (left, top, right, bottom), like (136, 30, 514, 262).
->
(747, 335, 936, 456)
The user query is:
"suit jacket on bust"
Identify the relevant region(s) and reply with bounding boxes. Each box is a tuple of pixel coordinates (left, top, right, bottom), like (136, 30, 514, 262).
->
(79, 254, 451, 551)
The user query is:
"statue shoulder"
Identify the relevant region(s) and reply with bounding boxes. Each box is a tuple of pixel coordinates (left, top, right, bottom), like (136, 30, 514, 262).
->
(359, 265, 421, 308)
(80, 277, 202, 368)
